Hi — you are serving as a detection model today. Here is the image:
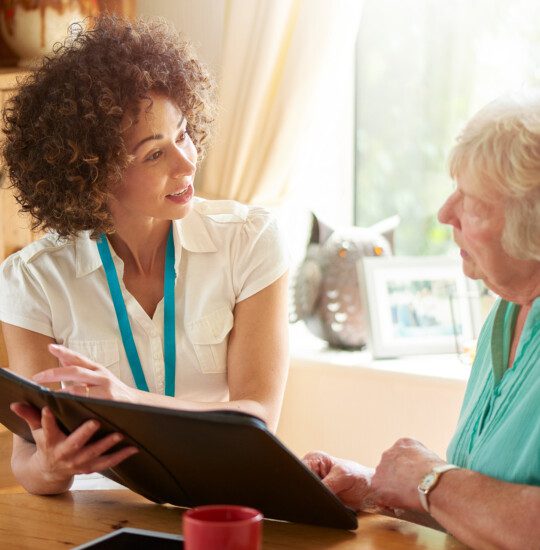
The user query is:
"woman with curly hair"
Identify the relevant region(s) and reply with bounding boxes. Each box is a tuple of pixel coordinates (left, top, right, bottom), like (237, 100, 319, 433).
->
(0, 15, 289, 495)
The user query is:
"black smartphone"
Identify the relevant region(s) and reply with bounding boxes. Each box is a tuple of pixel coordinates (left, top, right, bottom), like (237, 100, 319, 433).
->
(73, 527, 184, 549)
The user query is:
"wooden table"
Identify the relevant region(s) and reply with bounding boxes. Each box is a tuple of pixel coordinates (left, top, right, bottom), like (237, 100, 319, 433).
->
(0, 488, 469, 549)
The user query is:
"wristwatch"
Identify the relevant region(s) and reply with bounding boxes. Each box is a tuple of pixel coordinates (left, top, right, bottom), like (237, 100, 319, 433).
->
(417, 463, 460, 513)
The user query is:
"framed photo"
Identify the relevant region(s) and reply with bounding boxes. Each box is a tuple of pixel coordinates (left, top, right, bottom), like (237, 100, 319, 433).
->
(358, 256, 479, 358)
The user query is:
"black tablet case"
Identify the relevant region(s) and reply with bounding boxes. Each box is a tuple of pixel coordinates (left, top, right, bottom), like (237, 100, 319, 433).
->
(0, 367, 358, 530)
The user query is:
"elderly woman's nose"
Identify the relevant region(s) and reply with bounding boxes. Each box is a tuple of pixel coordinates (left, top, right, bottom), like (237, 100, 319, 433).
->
(438, 192, 458, 227)
(437, 199, 450, 224)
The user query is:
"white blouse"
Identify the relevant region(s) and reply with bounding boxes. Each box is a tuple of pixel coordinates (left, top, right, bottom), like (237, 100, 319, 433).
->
(0, 198, 288, 403)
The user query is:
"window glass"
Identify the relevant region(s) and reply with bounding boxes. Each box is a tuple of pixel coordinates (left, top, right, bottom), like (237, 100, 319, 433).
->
(355, 0, 540, 255)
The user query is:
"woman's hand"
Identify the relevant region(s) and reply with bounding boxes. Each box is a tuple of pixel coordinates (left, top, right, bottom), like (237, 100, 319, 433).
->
(303, 451, 374, 510)
(33, 344, 137, 403)
(10, 402, 138, 490)
(371, 438, 446, 512)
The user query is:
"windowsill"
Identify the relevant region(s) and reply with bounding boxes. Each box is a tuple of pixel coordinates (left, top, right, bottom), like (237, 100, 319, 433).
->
(288, 323, 472, 382)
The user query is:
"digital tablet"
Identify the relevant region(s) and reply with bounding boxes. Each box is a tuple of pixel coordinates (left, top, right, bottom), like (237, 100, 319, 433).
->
(73, 527, 183, 549)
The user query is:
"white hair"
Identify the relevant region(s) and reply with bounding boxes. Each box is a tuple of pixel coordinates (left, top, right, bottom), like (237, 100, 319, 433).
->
(449, 91, 540, 261)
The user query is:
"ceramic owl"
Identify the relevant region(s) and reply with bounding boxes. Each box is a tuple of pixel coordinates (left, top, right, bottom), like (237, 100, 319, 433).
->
(292, 214, 399, 349)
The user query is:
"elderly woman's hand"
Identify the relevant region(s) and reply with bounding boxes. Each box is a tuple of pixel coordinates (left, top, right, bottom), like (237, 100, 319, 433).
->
(32, 344, 137, 403)
(302, 451, 374, 510)
(371, 438, 446, 512)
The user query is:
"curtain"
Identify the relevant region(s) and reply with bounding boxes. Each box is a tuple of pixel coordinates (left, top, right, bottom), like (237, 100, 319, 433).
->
(197, 0, 363, 206)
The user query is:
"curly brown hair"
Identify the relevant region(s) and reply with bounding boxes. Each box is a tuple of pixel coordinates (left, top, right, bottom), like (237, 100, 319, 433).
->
(2, 14, 215, 239)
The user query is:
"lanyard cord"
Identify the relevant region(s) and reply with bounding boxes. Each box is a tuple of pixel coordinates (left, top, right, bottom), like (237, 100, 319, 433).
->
(163, 226, 177, 396)
(97, 225, 177, 396)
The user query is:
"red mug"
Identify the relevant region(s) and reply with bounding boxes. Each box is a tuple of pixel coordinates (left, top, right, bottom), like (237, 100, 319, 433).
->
(183, 505, 263, 550)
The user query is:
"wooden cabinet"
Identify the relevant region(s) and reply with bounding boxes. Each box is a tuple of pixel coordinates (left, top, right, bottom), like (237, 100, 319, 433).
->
(0, 70, 36, 370)
(0, 77, 21, 490)
(0, 0, 137, 262)
(0, 69, 37, 263)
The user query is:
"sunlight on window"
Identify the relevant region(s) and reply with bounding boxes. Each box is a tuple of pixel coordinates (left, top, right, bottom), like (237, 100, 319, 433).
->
(355, 0, 540, 255)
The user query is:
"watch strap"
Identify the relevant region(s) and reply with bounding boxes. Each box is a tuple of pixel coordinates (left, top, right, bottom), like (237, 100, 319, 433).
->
(418, 463, 460, 513)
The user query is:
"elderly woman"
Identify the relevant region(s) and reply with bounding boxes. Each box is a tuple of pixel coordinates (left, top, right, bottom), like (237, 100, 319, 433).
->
(305, 93, 540, 550)
(0, 16, 289, 496)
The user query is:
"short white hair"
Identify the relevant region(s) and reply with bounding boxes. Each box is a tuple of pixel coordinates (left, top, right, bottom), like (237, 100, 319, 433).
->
(449, 91, 540, 261)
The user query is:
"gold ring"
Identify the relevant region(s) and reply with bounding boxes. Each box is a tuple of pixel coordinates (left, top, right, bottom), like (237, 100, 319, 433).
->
(85, 385, 90, 398)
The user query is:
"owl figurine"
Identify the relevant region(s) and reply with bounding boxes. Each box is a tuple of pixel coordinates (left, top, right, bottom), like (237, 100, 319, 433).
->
(292, 213, 399, 349)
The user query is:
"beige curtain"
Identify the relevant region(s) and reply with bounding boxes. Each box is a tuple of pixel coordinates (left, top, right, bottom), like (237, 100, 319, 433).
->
(197, 0, 363, 206)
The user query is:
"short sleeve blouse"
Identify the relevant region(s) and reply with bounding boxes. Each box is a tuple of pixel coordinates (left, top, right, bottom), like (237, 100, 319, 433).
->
(0, 198, 288, 403)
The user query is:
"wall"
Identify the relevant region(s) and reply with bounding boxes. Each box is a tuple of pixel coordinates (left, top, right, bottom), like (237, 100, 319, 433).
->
(277, 357, 467, 466)
(0, 72, 37, 261)
(137, 0, 225, 75)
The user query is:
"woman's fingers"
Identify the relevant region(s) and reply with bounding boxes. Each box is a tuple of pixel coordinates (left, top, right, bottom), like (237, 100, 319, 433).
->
(33, 365, 103, 386)
(71, 432, 132, 467)
(39, 409, 99, 473)
(48, 344, 99, 370)
(62, 430, 138, 474)
(59, 385, 90, 397)
(49, 420, 137, 475)
(40, 406, 84, 448)
(83, 432, 124, 459)
(54, 418, 102, 458)
(323, 464, 356, 494)
(10, 401, 136, 478)
(44, 345, 132, 403)
(303, 450, 374, 511)
(303, 451, 333, 479)
(10, 402, 42, 431)
(78, 445, 139, 475)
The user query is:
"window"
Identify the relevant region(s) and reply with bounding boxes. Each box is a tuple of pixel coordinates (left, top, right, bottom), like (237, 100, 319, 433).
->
(354, 0, 540, 255)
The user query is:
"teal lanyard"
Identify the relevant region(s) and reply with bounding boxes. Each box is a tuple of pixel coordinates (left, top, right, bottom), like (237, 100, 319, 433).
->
(96, 225, 177, 396)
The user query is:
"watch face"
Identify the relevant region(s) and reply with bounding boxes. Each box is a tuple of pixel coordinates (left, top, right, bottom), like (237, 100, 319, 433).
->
(419, 473, 437, 491)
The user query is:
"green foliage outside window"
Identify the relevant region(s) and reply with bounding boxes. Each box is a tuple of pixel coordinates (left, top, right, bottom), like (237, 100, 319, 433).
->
(355, 0, 540, 255)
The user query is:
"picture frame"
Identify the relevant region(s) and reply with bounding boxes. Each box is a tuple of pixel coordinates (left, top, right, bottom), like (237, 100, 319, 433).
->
(358, 256, 479, 359)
